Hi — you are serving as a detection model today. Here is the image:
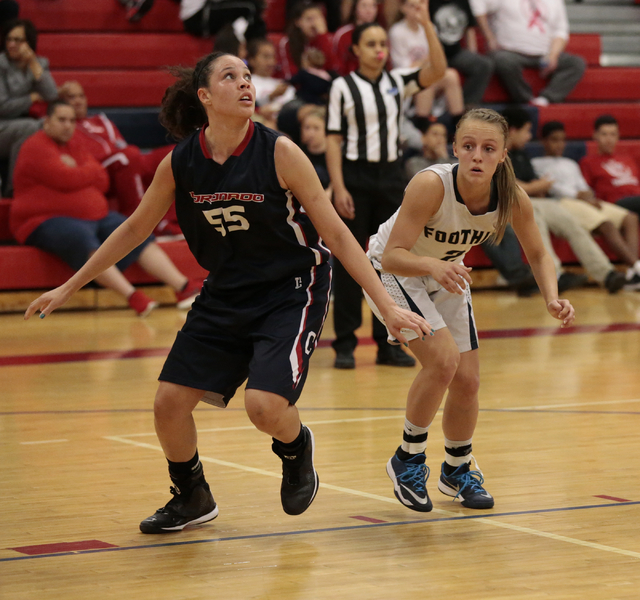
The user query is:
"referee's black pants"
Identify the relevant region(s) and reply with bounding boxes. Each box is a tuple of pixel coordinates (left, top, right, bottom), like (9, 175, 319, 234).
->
(332, 159, 406, 354)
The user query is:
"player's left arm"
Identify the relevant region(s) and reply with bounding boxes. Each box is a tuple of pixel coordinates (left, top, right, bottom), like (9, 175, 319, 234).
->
(274, 136, 434, 341)
(510, 187, 575, 327)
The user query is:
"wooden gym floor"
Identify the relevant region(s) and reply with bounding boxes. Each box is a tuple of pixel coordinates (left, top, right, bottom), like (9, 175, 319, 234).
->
(2, 287, 640, 599)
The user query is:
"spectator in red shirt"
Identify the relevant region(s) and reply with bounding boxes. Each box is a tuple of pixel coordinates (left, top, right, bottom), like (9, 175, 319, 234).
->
(580, 114, 640, 219)
(9, 101, 202, 316)
(278, 1, 335, 80)
(332, 0, 382, 76)
(57, 80, 180, 236)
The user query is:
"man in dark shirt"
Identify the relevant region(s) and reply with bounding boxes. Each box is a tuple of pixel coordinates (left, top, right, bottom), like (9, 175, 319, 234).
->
(429, 0, 492, 105)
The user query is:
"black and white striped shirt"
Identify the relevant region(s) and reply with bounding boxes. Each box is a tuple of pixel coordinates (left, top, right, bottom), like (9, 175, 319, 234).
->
(326, 68, 423, 163)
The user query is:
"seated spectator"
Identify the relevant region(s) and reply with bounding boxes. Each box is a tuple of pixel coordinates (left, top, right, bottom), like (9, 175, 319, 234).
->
(289, 47, 335, 105)
(0, 18, 58, 196)
(405, 118, 538, 295)
(276, 2, 337, 142)
(9, 102, 202, 316)
(389, 0, 464, 121)
(278, 1, 336, 80)
(212, 20, 248, 60)
(247, 38, 296, 130)
(470, 0, 585, 106)
(288, 0, 342, 33)
(503, 106, 627, 293)
(580, 115, 640, 219)
(299, 107, 331, 195)
(533, 121, 640, 290)
(119, 0, 266, 41)
(332, 0, 382, 76)
(57, 81, 179, 236)
(404, 119, 452, 178)
(429, 0, 492, 106)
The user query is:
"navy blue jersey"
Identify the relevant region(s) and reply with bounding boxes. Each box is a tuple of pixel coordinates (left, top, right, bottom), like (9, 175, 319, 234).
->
(171, 121, 331, 291)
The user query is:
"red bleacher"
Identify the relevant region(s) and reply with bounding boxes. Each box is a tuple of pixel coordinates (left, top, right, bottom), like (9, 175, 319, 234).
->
(1, 1, 638, 298)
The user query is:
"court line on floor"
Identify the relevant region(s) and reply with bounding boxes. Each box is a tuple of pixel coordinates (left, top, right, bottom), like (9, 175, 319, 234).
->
(117, 415, 407, 438)
(2, 321, 639, 368)
(19, 439, 68, 445)
(99, 435, 640, 561)
(111, 400, 640, 438)
(5, 398, 640, 419)
(4, 500, 640, 563)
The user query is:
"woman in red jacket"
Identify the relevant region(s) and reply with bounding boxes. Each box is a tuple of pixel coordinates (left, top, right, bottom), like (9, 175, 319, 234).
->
(10, 101, 201, 316)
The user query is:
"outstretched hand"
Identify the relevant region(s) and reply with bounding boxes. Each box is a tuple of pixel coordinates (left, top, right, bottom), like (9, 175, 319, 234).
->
(547, 299, 575, 328)
(24, 286, 74, 320)
(380, 304, 434, 346)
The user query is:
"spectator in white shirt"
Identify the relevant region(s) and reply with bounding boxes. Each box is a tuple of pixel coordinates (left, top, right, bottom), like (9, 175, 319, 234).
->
(247, 38, 296, 130)
(532, 121, 640, 287)
(389, 0, 464, 120)
(469, 0, 585, 105)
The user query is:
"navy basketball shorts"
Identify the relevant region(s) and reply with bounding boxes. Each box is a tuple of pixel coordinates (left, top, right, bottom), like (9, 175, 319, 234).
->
(364, 268, 479, 354)
(159, 263, 331, 407)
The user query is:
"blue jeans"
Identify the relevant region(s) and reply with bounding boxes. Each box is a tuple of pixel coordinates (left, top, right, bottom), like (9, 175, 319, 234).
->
(26, 211, 153, 272)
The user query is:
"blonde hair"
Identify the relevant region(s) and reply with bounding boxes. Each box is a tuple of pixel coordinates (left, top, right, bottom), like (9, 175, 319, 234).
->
(455, 108, 519, 243)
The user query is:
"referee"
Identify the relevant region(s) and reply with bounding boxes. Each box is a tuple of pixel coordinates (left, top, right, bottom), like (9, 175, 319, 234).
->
(326, 11, 447, 369)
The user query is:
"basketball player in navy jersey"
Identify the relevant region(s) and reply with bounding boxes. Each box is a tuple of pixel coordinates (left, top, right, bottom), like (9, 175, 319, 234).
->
(366, 108, 575, 512)
(25, 52, 433, 533)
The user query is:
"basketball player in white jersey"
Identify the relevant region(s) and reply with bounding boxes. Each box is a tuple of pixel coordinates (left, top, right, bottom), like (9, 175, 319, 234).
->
(366, 108, 575, 512)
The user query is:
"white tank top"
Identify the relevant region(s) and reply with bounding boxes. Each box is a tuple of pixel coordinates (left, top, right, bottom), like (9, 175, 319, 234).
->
(368, 163, 499, 266)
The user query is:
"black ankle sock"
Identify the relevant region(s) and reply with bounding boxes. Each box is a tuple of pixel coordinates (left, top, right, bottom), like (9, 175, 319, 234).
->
(273, 425, 304, 453)
(396, 448, 412, 461)
(396, 447, 424, 461)
(167, 451, 202, 481)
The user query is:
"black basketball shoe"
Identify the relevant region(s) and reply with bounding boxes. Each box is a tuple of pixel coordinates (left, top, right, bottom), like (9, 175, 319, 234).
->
(139, 480, 218, 534)
(272, 426, 319, 515)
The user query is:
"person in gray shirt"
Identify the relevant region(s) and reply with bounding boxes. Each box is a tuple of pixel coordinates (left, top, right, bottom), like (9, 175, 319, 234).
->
(0, 19, 57, 196)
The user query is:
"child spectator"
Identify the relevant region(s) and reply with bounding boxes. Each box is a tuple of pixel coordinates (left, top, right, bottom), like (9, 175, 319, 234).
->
(212, 20, 248, 60)
(580, 115, 640, 218)
(288, 47, 335, 105)
(471, 0, 585, 106)
(503, 106, 627, 293)
(57, 81, 179, 236)
(429, 0, 492, 106)
(332, 0, 382, 76)
(389, 0, 464, 120)
(278, 1, 335, 80)
(299, 107, 330, 194)
(247, 38, 296, 130)
(404, 119, 452, 178)
(0, 18, 58, 196)
(9, 102, 202, 316)
(533, 121, 640, 290)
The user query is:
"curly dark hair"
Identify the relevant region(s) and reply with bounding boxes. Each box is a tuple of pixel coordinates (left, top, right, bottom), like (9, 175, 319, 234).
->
(159, 52, 231, 140)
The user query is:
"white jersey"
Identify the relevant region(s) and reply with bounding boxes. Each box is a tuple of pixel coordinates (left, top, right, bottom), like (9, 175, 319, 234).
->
(368, 163, 498, 266)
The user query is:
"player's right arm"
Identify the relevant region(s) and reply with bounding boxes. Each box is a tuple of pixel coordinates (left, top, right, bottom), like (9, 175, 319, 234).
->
(381, 171, 473, 295)
(24, 153, 176, 320)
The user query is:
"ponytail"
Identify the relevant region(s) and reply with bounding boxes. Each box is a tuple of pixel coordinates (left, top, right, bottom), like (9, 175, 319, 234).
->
(492, 153, 518, 243)
(159, 52, 231, 140)
(455, 107, 519, 243)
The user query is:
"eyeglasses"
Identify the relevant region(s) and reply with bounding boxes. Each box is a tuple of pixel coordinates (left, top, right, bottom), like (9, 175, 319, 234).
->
(5, 36, 26, 43)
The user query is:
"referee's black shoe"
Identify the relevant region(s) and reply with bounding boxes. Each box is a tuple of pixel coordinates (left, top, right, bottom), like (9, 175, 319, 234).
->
(376, 345, 416, 367)
(139, 480, 218, 533)
(272, 426, 319, 515)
